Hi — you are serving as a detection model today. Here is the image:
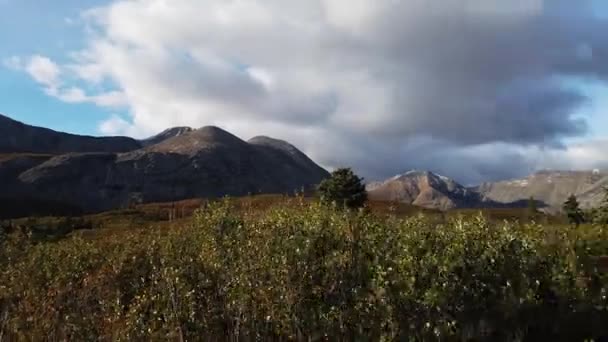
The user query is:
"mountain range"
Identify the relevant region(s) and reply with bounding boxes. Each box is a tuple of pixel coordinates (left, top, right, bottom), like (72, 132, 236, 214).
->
(1, 113, 606, 216)
(368, 169, 607, 211)
(0, 114, 328, 215)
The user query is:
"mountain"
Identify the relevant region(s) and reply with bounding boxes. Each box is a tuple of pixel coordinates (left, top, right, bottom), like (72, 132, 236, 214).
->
(369, 169, 608, 211)
(140, 126, 195, 147)
(247, 136, 328, 183)
(3, 114, 606, 215)
(475, 170, 608, 210)
(0, 113, 141, 154)
(367, 170, 480, 210)
(145, 125, 247, 153)
(2, 125, 329, 215)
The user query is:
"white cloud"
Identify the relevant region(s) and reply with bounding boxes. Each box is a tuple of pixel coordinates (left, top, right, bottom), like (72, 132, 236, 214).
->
(56, 86, 87, 102)
(6, 54, 127, 109)
(92, 91, 128, 107)
(8, 0, 608, 183)
(98, 114, 132, 136)
(56, 87, 127, 107)
(25, 55, 61, 90)
(552, 139, 608, 170)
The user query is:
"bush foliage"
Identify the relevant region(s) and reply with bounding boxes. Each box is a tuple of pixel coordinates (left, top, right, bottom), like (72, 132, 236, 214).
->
(318, 167, 367, 209)
(1, 199, 607, 340)
(564, 194, 585, 226)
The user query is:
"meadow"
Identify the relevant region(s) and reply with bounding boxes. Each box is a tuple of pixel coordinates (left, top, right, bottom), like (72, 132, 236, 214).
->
(1, 196, 607, 340)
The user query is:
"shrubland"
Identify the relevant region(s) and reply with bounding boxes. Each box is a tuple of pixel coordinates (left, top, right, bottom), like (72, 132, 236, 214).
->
(1, 198, 607, 340)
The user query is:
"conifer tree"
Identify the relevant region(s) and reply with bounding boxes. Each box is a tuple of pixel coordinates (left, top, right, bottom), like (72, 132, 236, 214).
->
(563, 194, 585, 226)
(318, 168, 367, 209)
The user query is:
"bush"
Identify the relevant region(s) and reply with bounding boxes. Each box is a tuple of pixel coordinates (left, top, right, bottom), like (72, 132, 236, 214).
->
(318, 167, 367, 209)
(564, 194, 585, 226)
(1, 200, 607, 340)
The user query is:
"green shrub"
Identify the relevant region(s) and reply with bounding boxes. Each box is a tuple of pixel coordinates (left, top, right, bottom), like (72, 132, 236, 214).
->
(318, 167, 367, 209)
(1, 200, 607, 340)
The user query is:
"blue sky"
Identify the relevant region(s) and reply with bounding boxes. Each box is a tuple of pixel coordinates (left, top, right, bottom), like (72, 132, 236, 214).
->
(1, 0, 608, 182)
(581, 82, 608, 138)
(0, 0, 111, 135)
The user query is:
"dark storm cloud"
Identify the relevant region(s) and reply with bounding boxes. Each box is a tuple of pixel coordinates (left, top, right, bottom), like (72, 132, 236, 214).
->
(319, 0, 606, 147)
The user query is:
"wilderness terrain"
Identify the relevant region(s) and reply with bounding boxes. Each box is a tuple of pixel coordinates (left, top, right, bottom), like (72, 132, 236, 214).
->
(1, 113, 605, 217)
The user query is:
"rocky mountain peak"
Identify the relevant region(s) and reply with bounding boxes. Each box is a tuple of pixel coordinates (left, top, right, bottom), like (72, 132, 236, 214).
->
(141, 126, 195, 147)
(145, 125, 247, 154)
(248, 136, 302, 157)
(368, 170, 476, 210)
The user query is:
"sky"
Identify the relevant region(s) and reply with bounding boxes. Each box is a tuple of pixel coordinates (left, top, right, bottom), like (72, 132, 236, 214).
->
(1, 0, 608, 185)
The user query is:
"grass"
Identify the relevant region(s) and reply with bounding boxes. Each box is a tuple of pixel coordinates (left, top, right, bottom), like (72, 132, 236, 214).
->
(2, 194, 562, 231)
(1, 194, 575, 246)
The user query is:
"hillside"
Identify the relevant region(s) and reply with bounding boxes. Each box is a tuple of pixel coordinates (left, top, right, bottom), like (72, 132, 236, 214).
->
(369, 169, 608, 211)
(367, 170, 480, 210)
(476, 170, 608, 210)
(1, 125, 329, 215)
(140, 126, 195, 147)
(0, 113, 141, 153)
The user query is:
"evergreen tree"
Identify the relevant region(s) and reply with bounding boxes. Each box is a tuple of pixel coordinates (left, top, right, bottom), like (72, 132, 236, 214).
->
(563, 194, 585, 226)
(527, 196, 538, 220)
(318, 168, 367, 209)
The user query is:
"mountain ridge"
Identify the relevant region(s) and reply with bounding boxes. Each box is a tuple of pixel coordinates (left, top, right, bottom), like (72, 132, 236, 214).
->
(0, 113, 142, 154)
(141, 126, 195, 147)
(474, 169, 607, 210)
(0, 114, 329, 216)
(369, 169, 608, 211)
(2, 114, 606, 215)
(367, 170, 480, 210)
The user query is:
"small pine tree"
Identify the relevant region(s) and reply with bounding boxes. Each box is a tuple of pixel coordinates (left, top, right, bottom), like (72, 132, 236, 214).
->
(318, 168, 367, 210)
(527, 196, 538, 221)
(563, 194, 585, 227)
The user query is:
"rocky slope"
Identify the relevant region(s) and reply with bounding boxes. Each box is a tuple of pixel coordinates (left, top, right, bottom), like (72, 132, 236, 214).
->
(3, 125, 329, 213)
(0, 113, 141, 153)
(370, 169, 608, 211)
(367, 170, 480, 210)
(475, 170, 608, 210)
(140, 127, 195, 147)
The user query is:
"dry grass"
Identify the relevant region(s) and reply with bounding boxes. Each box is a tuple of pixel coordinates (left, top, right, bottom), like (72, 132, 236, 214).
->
(0, 153, 53, 162)
(3, 194, 568, 241)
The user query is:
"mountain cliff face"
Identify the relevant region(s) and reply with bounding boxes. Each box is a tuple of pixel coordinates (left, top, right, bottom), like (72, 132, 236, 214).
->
(0, 115, 329, 215)
(367, 170, 480, 210)
(0, 113, 141, 153)
(370, 169, 607, 211)
(475, 170, 608, 210)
